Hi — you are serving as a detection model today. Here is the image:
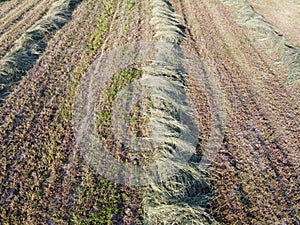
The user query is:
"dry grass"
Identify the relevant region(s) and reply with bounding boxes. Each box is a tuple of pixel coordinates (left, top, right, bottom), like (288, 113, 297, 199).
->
(0, 0, 83, 102)
(219, 0, 300, 91)
(141, 0, 219, 224)
(0, 0, 145, 224)
(248, 0, 300, 46)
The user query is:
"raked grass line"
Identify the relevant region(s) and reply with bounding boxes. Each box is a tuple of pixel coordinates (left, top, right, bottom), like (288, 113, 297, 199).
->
(0, 0, 40, 32)
(0, 0, 41, 35)
(0, 0, 58, 58)
(0, 0, 83, 103)
(218, 0, 300, 92)
(0, 0, 22, 19)
(140, 0, 219, 224)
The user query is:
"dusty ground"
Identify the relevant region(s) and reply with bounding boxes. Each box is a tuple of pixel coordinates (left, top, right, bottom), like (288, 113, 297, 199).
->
(0, 0, 299, 224)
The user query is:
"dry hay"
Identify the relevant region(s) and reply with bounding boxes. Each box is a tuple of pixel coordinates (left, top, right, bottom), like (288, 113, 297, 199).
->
(140, 0, 220, 224)
(219, 0, 300, 92)
(0, 0, 82, 102)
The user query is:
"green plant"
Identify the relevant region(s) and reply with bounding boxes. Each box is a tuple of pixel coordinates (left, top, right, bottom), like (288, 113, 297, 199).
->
(128, 1, 136, 10)
(96, 67, 143, 142)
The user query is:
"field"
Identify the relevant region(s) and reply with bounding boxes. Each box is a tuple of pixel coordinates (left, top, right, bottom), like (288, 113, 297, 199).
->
(0, 0, 299, 224)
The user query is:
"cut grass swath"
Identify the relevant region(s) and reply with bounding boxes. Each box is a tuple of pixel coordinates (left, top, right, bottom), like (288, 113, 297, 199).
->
(0, 0, 40, 33)
(219, 0, 300, 92)
(141, 0, 220, 224)
(0, 0, 83, 103)
(0, 0, 58, 58)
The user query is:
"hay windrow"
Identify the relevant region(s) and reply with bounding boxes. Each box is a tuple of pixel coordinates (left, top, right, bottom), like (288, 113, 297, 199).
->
(0, 0, 59, 60)
(218, 0, 300, 92)
(140, 0, 219, 224)
(0, 0, 83, 103)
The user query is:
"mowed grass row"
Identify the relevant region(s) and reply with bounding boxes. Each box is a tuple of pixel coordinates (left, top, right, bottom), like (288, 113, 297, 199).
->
(0, 0, 85, 103)
(0, 0, 144, 224)
(0, 0, 23, 20)
(0, 0, 40, 32)
(218, 0, 300, 91)
(0, 0, 58, 58)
